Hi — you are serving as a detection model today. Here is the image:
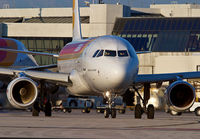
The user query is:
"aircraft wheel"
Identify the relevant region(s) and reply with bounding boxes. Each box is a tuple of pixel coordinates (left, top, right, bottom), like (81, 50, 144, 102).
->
(177, 112, 182, 116)
(119, 109, 126, 114)
(86, 108, 90, 113)
(195, 107, 200, 116)
(45, 101, 52, 117)
(32, 101, 40, 116)
(135, 104, 142, 119)
(147, 104, 154, 119)
(104, 109, 109, 118)
(111, 109, 116, 118)
(68, 109, 72, 113)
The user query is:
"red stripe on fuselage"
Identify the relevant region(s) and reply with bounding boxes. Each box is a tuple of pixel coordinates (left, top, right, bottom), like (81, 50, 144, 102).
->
(58, 38, 95, 60)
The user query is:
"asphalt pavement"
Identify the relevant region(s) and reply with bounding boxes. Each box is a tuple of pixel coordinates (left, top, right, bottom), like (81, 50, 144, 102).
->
(0, 109, 200, 138)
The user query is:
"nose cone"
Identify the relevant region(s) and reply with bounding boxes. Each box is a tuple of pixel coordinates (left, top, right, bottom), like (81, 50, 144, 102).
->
(96, 60, 135, 92)
(108, 64, 129, 87)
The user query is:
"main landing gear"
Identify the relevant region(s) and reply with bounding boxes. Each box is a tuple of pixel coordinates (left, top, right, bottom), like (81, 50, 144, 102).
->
(103, 91, 117, 118)
(133, 83, 155, 119)
(32, 100, 52, 117)
(32, 81, 52, 117)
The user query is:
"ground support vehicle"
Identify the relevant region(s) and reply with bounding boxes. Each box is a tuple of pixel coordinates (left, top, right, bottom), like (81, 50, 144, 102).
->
(189, 102, 200, 116)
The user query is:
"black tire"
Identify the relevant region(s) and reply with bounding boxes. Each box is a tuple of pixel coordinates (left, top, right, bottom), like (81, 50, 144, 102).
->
(100, 109, 104, 113)
(104, 109, 109, 118)
(119, 109, 126, 114)
(147, 104, 154, 119)
(195, 107, 200, 116)
(86, 108, 90, 113)
(68, 109, 72, 113)
(32, 101, 40, 116)
(135, 104, 142, 119)
(45, 101, 52, 117)
(111, 109, 116, 118)
(177, 112, 182, 116)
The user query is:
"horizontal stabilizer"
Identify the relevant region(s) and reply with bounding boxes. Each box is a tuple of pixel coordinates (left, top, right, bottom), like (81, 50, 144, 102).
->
(0, 48, 59, 58)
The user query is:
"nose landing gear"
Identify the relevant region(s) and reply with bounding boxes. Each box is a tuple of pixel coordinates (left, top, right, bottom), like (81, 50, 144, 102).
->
(103, 91, 117, 118)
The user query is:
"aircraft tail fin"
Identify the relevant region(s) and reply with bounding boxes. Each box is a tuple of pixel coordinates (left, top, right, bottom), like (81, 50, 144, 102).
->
(72, 0, 82, 41)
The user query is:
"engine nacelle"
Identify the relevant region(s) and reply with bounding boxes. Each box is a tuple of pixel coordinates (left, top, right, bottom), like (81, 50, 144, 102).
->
(165, 80, 195, 112)
(6, 77, 38, 109)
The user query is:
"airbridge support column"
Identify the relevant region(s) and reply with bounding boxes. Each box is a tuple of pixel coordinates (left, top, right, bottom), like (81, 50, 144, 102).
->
(144, 83, 150, 107)
(0, 23, 7, 37)
(0, 23, 3, 37)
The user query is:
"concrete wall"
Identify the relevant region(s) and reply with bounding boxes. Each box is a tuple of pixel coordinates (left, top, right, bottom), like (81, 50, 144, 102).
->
(3, 23, 90, 37)
(138, 52, 200, 74)
(0, 4, 125, 38)
(0, 7, 89, 18)
(150, 4, 200, 17)
(89, 4, 124, 37)
(154, 56, 200, 73)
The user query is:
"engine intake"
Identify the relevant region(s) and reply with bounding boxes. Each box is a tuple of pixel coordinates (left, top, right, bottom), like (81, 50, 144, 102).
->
(165, 80, 195, 112)
(7, 77, 38, 109)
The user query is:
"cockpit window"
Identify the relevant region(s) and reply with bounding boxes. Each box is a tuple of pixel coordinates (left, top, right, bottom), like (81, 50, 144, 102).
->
(118, 50, 129, 57)
(96, 50, 104, 57)
(104, 50, 116, 57)
(93, 50, 100, 57)
(93, 49, 129, 58)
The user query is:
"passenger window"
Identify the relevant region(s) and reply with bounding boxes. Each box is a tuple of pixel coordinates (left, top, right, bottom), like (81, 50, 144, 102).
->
(97, 50, 104, 57)
(104, 50, 116, 57)
(118, 50, 129, 57)
(92, 50, 100, 57)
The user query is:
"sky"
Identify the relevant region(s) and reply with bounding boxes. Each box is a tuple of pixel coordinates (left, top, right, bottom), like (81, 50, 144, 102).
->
(1, 0, 200, 8)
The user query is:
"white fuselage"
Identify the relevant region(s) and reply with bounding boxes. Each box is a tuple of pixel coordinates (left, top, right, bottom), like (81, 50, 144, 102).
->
(58, 35, 139, 96)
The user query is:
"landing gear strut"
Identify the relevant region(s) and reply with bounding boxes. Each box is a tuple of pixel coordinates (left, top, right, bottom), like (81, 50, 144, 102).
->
(45, 100, 52, 116)
(32, 101, 40, 116)
(32, 81, 52, 117)
(103, 91, 117, 118)
(133, 84, 155, 119)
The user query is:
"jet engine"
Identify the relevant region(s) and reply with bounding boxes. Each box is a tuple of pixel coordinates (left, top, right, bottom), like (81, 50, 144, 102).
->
(6, 77, 38, 109)
(165, 80, 195, 112)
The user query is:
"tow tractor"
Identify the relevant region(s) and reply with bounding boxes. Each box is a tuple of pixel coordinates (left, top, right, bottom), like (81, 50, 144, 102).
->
(53, 96, 126, 116)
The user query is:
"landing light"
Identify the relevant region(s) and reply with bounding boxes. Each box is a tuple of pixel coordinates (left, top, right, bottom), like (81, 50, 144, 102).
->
(151, 88, 159, 93)
(105, 91, 111, 98)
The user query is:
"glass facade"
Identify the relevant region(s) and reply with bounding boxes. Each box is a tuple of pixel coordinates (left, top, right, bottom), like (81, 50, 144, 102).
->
(112, 17, 200, 52)
(10, 37, 71, 65)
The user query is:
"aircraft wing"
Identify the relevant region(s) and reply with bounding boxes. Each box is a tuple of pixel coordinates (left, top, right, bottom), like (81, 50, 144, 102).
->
(135, 71, 200, 83)
(0, 68, 71, 86)
(0, 48, 59, 58)
(22, 64, 57, 70)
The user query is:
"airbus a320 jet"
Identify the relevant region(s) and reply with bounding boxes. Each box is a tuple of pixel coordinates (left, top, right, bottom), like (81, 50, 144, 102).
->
(0, 0, 199, 119)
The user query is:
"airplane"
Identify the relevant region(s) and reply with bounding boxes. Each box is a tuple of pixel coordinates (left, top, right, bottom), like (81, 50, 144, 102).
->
(0, 0, 199, 119)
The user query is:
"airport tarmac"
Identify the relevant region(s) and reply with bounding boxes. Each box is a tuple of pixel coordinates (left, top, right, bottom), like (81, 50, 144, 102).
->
(0, 109, 200, 139)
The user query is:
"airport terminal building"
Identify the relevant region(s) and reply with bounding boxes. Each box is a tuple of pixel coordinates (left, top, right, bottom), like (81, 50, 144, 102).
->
(0, 3, 200, 76)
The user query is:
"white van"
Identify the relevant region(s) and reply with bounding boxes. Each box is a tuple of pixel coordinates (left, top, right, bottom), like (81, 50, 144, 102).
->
(189, 102, 200, 116)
